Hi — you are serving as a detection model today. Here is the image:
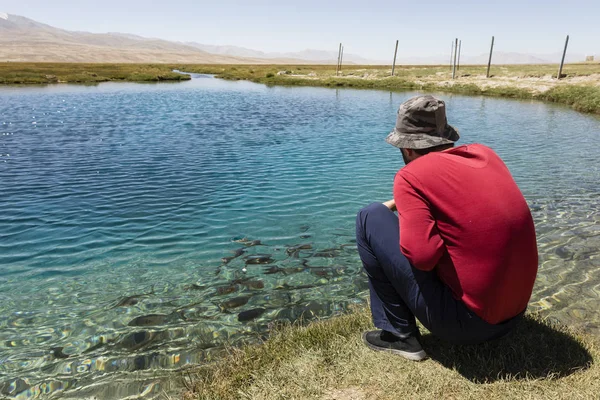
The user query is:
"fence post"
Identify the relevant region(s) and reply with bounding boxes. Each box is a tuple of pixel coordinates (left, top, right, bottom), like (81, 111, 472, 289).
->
(557, 35, 569, 79)
(486, 36, 495, 78)
(392, 40, 399, 76)
(457, 40, 462, 72)
(336, 43, 342, 76)
(452, 38, 458, 79)
(339, 46, 344, 75)
(450, 40, 454, 71)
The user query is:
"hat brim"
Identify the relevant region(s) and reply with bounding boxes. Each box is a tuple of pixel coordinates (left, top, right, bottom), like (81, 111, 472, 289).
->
(385, 125, 460, 150)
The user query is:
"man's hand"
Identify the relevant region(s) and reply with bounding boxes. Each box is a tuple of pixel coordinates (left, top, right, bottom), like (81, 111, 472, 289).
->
(383, 199, 396, 212)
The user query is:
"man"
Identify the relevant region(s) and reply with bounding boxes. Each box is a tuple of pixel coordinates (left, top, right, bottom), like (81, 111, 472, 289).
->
(356, 95, 538, 361)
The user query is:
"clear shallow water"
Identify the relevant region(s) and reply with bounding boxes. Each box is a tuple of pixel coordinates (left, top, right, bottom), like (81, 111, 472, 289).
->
(1, 75, 599, 398)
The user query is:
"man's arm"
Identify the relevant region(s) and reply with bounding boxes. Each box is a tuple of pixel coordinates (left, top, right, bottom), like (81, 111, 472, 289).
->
(382, 199, 396, 211)
(393, 172, 445, 271)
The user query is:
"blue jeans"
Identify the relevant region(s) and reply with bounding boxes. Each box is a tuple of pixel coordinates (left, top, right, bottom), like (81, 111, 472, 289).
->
(355, 202, 521, 344)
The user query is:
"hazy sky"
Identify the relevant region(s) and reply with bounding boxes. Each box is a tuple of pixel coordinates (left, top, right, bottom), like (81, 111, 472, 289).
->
(2, 0, 599, 59)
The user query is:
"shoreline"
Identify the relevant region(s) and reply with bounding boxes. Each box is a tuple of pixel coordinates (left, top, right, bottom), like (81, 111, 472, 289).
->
(0, 63, 190, 84)
(178, 64, 600, 115)
(180, 306, 600, 399)
(1, 63, 599, 114)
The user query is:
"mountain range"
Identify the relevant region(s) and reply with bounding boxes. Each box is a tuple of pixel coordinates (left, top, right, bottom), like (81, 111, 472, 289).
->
(0, 13, 596, 65)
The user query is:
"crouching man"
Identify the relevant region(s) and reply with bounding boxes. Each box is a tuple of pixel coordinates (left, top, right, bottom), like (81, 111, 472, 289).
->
(356, 95, 538, 360)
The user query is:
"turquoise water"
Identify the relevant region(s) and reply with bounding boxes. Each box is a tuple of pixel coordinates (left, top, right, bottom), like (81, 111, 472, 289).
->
(1, 75, 599, 398)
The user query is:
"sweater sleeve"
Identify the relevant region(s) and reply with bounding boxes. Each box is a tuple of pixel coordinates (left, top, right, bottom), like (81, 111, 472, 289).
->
(393, 171, 445, 271)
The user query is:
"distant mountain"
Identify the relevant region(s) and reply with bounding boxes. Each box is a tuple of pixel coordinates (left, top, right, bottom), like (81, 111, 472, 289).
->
(0, 14, 267, 63)
(464, 51, 589, 65)
(186, 43, 271, 59)
(186, 42, 595, 65)
(0, 13, 596, 65)
(186, 42, 386, 64)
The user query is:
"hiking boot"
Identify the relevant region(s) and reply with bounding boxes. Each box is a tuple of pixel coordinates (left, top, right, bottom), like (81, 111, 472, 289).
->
(362, 330, 427, 361)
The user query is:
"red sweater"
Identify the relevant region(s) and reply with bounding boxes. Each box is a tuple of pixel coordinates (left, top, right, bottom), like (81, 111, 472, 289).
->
(393, 144, 538, 324)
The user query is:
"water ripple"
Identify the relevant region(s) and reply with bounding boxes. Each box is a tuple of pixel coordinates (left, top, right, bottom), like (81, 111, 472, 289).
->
(1, 78, 600, 398)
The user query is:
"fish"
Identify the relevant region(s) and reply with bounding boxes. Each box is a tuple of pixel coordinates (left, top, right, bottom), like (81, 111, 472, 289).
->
(238, 279, 265, 290)
(51, 347, 70, 359)
(221, 248, 247, 265)
(221, 256, 235, 265)
(264, 266, 284, 274)
(555, 246, 573, 260)
(233, 248, 247, 257)
(216, 284, 239, 296)
(308, 266, 347, 278)
(286, 244, 313, 258)
(310, 267, 332, 277)
(127, 314, 171, 327)
(113, 295, 142, 307)
(243, 240, 264, 247)
(311, 248, 341, 258)
(219, 295, 251, 311)
(245, 255, 275, 265)
(119, 330, 158, 351)
(299, 224, 310, 232)
(111, 286, 155, 308)
(275, 283, 316, 290)
(238, 307, 266, 322)
(183, 283, 206, 291)
(300, 234, 312, 239)
(172, 302, 213, 321)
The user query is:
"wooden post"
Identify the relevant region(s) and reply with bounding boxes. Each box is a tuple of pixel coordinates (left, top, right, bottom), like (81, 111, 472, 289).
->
(457, 40, 462, 72)
(392, 40, 399, 76)
(450, 41, 454, 71)
(557, 35, 569, 79)
(339, 46, 344, 75)
(452, 38, 458, 79)
(336, 43, 342, 76)
(486, 36, 495, 78)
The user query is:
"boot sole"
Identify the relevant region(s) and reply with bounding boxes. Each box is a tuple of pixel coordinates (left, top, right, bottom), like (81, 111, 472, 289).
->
(361, 332, 427, 361)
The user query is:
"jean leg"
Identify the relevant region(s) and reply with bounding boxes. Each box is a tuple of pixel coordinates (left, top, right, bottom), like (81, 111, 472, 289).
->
(355, 204, 523, 345)
(356, 202, 421, 337)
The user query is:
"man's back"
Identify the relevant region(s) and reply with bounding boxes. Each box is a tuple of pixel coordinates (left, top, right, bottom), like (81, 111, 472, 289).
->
(394, 143, 538, 324)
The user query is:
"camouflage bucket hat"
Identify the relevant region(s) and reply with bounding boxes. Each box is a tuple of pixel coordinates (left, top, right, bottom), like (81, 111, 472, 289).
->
(385, 95, 460, 150)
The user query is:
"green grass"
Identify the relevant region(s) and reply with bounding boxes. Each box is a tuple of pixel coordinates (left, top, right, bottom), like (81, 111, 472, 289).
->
(177, 63, 600, 80)
(0, 63, 190, 84)
(180, 307, 598, 400)
(540, 85, 600, 113)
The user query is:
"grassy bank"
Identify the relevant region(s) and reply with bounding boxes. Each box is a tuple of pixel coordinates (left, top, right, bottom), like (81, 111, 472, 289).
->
(0, 63, 189, 84)
(2, 63, 599, 114)
(181, 307, 598, 399)
(178, 63, 600, 114)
